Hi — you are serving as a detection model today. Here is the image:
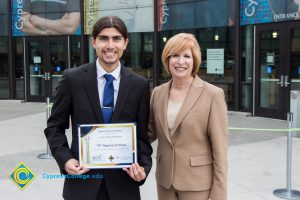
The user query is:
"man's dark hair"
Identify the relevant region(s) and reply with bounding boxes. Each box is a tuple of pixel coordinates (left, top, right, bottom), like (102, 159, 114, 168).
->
(92, 16, 128, 39)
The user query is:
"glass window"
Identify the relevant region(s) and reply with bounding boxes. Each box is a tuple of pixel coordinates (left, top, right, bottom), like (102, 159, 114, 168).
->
(123, 32, 153, 79)
(241, 25, 254, 110)
(0, 0, 8, 36)
(158, 0, 230, 30)
(13, 37, 24, 99)
(198, 27, 235, 109)
(0, 36, 9, 98)
(70, 36, 81, 68)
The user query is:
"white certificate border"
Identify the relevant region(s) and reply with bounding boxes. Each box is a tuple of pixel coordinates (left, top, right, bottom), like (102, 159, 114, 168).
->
(78, 123, 137, 169)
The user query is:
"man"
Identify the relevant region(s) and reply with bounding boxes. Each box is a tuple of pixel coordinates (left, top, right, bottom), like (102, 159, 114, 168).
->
(21, 0, 80, 35)
(44, 16, 152, 200)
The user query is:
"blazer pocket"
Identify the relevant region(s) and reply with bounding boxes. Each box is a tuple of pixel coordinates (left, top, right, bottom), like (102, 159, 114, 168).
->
(190, 155, 213, 166)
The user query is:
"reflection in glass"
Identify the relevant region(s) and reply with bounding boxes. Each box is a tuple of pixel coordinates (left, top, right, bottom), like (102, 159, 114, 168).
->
(0, 37, 9, 98)
(259, 30, 280, 109)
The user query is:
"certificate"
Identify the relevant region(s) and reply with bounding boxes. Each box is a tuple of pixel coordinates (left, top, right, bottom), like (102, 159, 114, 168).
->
(78, 123, 137, 169)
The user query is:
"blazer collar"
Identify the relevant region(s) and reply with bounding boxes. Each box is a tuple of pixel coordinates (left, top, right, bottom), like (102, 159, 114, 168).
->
(171, 76, 204, 136)
(158, 81, 172, 144)
(159, 76, 204, 141)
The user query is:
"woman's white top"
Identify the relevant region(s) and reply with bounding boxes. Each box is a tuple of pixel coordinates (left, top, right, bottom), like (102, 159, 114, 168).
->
(167, 99, 183, 132)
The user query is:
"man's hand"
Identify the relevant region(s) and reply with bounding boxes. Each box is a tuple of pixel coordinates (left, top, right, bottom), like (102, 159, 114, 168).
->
(123, 163, 146, 182)
(64, 158, 90, 175)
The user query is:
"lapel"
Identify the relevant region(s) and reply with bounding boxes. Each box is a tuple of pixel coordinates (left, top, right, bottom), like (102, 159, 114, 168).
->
(170, 75, 204, 136)
(158, 81, 173, 145)
(81, 63, 102, 122)
(111, 66, 133, 122)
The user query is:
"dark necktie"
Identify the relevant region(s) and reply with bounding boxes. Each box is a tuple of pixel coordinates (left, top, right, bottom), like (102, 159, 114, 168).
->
(102, 74, 114, 123)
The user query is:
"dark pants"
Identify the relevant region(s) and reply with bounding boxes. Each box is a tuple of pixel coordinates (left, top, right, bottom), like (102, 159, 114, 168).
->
(96, 180, 110, 200)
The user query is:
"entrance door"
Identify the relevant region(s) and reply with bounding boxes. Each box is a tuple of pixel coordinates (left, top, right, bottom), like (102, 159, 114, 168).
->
(26, 37, 68, 102)
(255, 22, 300, 119)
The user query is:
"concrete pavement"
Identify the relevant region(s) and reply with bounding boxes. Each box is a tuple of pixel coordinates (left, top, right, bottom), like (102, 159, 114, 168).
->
(0, 100, 299, 200)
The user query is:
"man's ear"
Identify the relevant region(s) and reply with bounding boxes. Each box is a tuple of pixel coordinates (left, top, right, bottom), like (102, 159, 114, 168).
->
(124, 38, 129, 50)
(91, 37, 96, 49)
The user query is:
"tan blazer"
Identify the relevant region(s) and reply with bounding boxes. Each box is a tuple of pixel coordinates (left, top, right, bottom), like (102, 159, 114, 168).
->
(148, 75, 228, 200)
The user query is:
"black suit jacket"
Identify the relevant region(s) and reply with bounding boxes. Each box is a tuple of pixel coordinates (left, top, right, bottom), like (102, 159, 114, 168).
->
(44, 62, 152, 200)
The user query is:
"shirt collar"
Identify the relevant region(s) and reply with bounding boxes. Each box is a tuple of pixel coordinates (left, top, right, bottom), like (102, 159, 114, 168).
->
(96, 58, 121, 80)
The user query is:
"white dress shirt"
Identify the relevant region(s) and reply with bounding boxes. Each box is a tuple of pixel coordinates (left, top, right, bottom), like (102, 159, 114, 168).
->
(96, 58, 121, 109)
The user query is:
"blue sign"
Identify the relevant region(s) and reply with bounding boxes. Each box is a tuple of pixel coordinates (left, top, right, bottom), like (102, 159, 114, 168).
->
(240, 0, 300, 25)
(56, 66, 61, 72)
(266, 66, 272, 74)
(34, 66, 39, 72)
(298, 66, 300, 75)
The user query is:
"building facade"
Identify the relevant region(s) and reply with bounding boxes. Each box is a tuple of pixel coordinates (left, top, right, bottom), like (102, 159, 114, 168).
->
(0, 0, 300, 120)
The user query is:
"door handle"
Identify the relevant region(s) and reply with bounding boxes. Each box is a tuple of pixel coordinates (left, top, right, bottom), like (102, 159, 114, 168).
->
(284, 75, 290, 87)
(47, 72, 51, 80)
(43, 72, 51, 80)
(42, 72, 47, 80)
(277, 75, 284, 87)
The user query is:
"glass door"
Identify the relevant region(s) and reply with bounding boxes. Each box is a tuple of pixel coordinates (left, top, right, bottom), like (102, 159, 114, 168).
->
(290, 28, 300, 91)
(255, 23, 291, 119)
(49, 38, 68, 97)
(27, 38, 46, 101)
(26, 37, 68, 101)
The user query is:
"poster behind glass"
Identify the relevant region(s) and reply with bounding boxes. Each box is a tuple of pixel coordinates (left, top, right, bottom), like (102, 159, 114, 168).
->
(12, 0, 81, 36)
(84, 0, 154, 34)
(240, 0, 300, 25)
(158, 0, 236, 31)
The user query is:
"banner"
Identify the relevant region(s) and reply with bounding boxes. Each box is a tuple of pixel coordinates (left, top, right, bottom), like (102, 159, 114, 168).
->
(240, 0, 300, 25)
(84, 0, 154, 34)
(11, 0, 81, 36)
(158, 0, 236, 31)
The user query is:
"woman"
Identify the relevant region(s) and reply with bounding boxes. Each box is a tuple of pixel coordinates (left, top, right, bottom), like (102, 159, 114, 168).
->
(148, 33, 228, 200)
